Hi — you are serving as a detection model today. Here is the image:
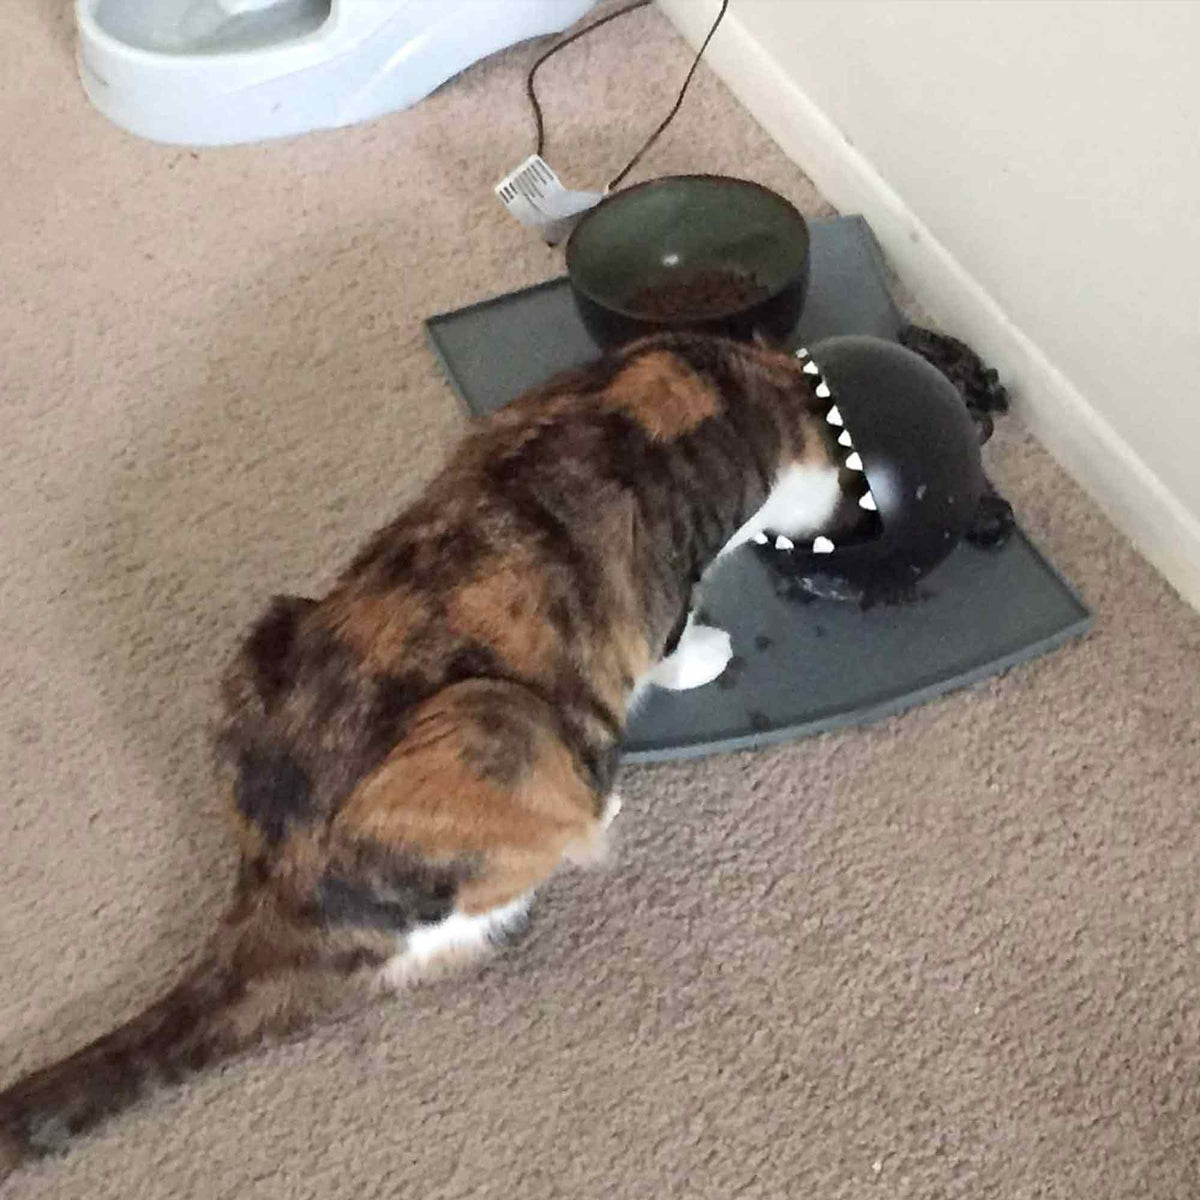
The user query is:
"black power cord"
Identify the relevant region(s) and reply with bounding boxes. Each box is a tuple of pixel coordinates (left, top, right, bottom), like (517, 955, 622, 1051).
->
(526, 0, 730, 192)
(527, 1, 651, 161)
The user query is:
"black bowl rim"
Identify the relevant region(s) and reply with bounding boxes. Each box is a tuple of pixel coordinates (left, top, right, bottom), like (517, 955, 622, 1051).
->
(564, 173, 811, 326)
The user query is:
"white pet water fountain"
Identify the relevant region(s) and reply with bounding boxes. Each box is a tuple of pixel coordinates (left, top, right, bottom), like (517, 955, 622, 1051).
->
(76, 0, 597, 146)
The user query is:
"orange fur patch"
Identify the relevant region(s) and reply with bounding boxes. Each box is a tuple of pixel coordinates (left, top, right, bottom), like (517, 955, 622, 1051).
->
(605, 351, 719, 440)
(446, 553, 559, 679)
(333, 681, 600, 916)
(325, 590, 428, 674)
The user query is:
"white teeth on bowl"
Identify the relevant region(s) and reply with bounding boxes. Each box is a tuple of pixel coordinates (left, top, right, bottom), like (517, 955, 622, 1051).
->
(838, 429, 853, 447)
(845, 451, 864, 471)
(775, 534, 795, 550)
(826, 405, 844, 427)
(812, 536, 835, 554)
(803, 361, 820, 376)
(815, 382, 831, 399)
(859, 491, 878, 511)
(795, 347, 809, 359)
(752, 530, 769, 544)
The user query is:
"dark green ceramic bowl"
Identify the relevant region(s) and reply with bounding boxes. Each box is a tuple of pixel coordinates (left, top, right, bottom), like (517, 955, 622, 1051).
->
(565, 174, 810, 348)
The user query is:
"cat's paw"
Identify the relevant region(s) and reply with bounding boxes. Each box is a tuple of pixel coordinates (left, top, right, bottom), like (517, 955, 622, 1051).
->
(600, 792, 623, 828)
(565, 795, 622, 868)
(648, 623, 733, 690)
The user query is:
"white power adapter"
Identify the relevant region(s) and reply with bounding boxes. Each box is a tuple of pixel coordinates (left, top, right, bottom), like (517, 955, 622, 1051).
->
(494, 155, 606, 246)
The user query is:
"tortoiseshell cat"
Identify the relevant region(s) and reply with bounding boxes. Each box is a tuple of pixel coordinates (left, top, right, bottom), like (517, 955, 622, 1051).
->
(0, 331, 860, 1178)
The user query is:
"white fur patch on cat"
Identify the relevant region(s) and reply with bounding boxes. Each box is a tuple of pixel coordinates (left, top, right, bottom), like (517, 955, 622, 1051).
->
(721, 460, 842, 557)
(637, 462, 840, 698)
(647, 616, 733, 690)
(600, 792, 623, 828)
(379, 893, 532, 991)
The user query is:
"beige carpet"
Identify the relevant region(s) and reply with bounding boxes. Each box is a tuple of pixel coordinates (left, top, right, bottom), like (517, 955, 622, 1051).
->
(3, 3, 1199, 1196)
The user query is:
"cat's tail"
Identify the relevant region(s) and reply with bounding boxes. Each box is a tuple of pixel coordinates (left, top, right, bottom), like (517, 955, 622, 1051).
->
(0, 882, 367, 1181)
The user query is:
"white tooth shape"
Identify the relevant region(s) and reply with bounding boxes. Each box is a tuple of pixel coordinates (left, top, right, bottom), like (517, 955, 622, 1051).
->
(838, 429, 853, 447)
(858, 491, 878, 511)
(815, 382, 831, 399)
(751, 530, 769, 544)
(795, 347, 809, 359)
(845, 451, 864, 471)
(812, 536, 835, 554)
(775, 535, 795, 551)
(826, 405, 844, 426)
(803, 361, 820, 376)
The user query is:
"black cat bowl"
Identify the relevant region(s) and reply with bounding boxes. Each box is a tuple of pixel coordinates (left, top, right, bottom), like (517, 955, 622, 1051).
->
(564, 174, 810, 348)
(758, 335, 988, 606)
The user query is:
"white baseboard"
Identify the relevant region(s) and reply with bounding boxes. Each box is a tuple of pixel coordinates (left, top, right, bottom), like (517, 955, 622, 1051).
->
(658, 0, 1200, 610)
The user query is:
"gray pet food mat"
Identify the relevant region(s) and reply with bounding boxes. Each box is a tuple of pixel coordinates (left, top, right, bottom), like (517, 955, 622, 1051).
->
(425, 216, 1091, 761)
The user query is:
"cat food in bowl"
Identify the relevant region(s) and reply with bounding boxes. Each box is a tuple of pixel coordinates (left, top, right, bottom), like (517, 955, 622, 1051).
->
(624, 269, 771, 321)
(565, 174, 810, 347)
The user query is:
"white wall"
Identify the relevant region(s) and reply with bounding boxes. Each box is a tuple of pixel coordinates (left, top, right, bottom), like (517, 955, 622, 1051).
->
(659, 0, 1200, 606)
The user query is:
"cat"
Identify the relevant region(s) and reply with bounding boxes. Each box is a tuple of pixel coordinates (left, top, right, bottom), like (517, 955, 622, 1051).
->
(0, 330, 861, 1179)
